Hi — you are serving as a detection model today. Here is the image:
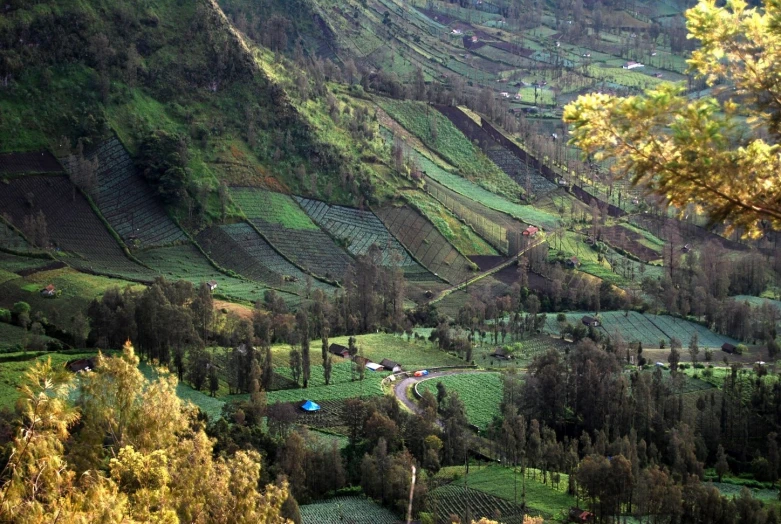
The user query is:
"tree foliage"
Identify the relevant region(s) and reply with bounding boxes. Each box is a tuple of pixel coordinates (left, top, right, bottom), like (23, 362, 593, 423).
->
(0, 342, 290, 523)
(564, 0, 781, 236)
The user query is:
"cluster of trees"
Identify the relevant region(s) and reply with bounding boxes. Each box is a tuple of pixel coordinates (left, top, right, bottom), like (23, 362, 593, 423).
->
(490, 338, 781, 521)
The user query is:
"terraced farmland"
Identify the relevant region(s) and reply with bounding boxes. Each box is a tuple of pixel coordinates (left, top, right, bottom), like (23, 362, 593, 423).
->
(62, 138, 187, 248)
(296, 197, 420, 268)
(428, 484, 530, 524)
(196, 223, 335, 295)
(300, 497, 398, 524)
(417, 373, 503, 429)
(423, 165, 561, 230)
(435, 105, 556, 198)
(545, 311, 739, 348)
(375, 205, 474, 284)
(230, 188, 353, 281)
(0, 175, 156, 281)
(137, 243, 299, 305)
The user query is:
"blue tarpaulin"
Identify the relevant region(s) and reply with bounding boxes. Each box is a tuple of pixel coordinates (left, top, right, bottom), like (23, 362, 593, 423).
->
(301, 400, 321, 412)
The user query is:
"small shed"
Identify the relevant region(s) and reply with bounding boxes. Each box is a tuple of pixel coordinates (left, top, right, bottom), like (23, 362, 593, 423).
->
(682, 243, 691, 253)
(490, 347, 513, 360)
(722, 343, 736, 354)
(523, 226, 539, 237)
(41, 284, 56, 298)
(207, 280, 218, 291)
(567, 256, 580, 268)
(569, 507, 595, 523)
(329, 343, 350, 358)
(365, 362, 385, 372)
(66, 357, 96, 373)
(380, 359, 402, 372)
(582, 316, 600, 327)
(300, 400, 321, 412)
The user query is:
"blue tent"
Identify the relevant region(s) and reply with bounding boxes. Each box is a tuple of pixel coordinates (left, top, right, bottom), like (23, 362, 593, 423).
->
(300, 400, 321, 412)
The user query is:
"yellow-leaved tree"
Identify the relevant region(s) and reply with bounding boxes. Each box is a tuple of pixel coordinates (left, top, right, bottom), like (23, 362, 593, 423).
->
(564, 0, 781, 237)
(0, 341, 291, 523)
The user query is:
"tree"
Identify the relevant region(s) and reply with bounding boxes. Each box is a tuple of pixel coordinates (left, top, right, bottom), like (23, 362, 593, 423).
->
(297, 310, 311, 388)
(688, 333, 700, 366)
(136, 130, 189, 204)
(0, 342, 291, 522)
(715, 444, 730, 482)
(289, 349, 302, 386)
(323, 354, 333, 385)
(564, 0, 781, 237)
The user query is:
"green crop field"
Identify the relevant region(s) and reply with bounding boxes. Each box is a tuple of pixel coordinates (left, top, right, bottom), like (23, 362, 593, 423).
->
(379, 99, 508, 182)
(422, 168, 561, 230)
(545, 311, 739, 348)
(230, 188, 319, 230)
(300, 496, 399, 524)
(437, 464, 576, 519)
(418, 373, 503, 429)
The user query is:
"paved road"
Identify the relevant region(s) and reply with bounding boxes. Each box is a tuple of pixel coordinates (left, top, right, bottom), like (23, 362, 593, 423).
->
(393, 370, 486, 414)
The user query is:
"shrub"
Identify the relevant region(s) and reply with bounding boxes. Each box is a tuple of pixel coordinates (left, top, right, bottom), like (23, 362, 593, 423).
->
(0, 309, 10, 324)
(736, 344, 748, 355)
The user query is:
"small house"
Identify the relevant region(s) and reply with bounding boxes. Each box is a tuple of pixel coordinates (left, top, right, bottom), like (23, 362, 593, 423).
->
(490, 347, 513, 360)
(569, 507, 595, 523)
(207, 280, 218, 291)
(365, 362, 385, 372)
(682, 244, 691, 253)
(500, 92, 510, 98)
(566, 256, 580, 268)
(380, 359, 402, 372)
(66, 357, 96, 373)
(622, 61, 644, 70)
(654, 73, 664, 78)
(329, 343, 350, 358)
(41, 284, 56, 298)
(722, 343, 736, 354)
(581, 316, 599, 327)
(523, 225, 539, 237)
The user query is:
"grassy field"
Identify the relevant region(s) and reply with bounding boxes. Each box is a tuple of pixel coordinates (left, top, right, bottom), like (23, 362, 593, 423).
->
(436, 464, 576, 519)
(263, 362, 386, 404)
(300, 496, 399, 524)
(328, 333, 466, 370)
(0, 322, 55, 352)
(417, 373, 503, 429)
(0, 268, 144, 332)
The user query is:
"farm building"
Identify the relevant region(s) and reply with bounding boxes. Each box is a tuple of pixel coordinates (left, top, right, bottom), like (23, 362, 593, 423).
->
(490, 347, 513, 360)
(353, 355, 370, 368)
(329, 343, 350, 358)
(622, 61, 644, 69)
(682, 244, 691, 253)
(569, 507, 595, 522)
(206, 280, 218, 291)
(523, 225, 539, 237)
(365, 362, 385, 372)
(66, 357, 96, 373)
(380, 359, 402, 372)
(582, 316, 600, 327)
(722, 343, 736, 354)
(40, 284, 56, 297)
(567, 256, 580, 268)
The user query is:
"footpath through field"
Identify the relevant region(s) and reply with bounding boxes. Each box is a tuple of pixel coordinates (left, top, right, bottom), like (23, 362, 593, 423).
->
(429, 238, 546, 304)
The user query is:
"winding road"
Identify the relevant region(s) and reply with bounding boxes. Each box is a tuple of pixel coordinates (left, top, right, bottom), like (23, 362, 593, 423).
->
(392, 369, 488, 414)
